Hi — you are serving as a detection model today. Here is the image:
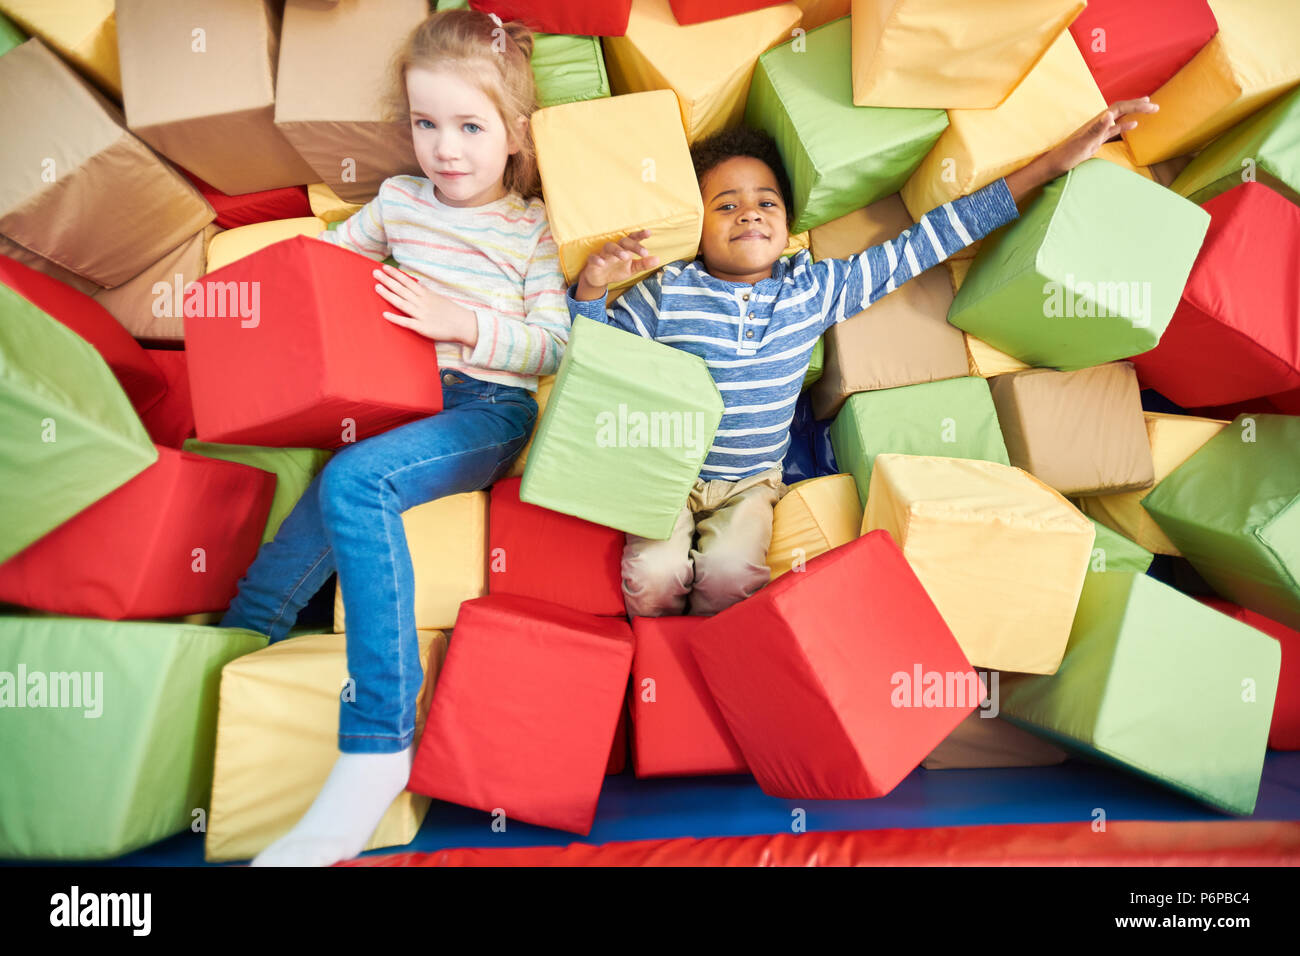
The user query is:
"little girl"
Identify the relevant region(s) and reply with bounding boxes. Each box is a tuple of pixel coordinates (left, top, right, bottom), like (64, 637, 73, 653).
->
(218, 8, 570, 867)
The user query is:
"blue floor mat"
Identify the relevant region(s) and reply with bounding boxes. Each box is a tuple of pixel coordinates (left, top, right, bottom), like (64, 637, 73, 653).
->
(40, 749, 1300, 867)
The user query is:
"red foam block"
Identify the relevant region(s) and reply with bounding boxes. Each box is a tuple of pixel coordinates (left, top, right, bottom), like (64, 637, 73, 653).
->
(468, 0, 630, 36)
(140, 348, 197, 448)
(1131, 183, 1300, 407)
(179, 167, 312, 230)
(0, 252, 167, 415)
(184, 236, 443, 448)
(668, 0, 790, 26)
(1068, 0, 1217, 102)
(688, 530, 980, 800)
(1201, 598, 1300, 751)
(408, 594, 634, 834)
(630, 616, 747, 778)
(487, 476, 625, 616)
(0, 446, 274, 619)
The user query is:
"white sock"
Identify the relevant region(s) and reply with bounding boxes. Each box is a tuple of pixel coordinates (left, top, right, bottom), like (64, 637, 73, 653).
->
(250, 747, 414, 867)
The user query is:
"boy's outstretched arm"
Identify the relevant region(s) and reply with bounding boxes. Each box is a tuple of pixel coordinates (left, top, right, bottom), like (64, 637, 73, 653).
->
(565, 229, 664, 338)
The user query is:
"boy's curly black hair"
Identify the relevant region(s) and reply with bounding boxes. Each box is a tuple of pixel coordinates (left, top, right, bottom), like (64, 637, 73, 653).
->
(690, 126, 794, 228)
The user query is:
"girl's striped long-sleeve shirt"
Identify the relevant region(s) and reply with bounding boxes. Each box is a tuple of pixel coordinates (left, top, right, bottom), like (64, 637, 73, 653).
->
(316, 174, 571, 392)
(566, 177, 1020, 481)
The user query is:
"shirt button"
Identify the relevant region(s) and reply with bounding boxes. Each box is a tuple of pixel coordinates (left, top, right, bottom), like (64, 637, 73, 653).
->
(748, 312, 755, 318)
(742, 292, 750, 300)
(745, 330, 754, 339)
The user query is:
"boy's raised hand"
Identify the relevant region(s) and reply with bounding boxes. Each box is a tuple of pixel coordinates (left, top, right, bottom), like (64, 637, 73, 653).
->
(574, 229, 659, 301)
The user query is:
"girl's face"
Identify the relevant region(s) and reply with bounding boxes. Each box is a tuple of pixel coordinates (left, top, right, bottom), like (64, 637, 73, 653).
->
(406, 64, 524, 208)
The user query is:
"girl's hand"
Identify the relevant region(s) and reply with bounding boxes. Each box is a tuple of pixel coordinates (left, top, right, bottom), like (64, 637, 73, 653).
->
(372, 264, 476, 345)
(575, 229, 659, 300)
(1045, 97, 1160, 177)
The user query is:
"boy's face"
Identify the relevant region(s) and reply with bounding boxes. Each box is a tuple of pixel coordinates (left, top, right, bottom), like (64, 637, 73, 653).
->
(406, 65, 524, 208)
(697, 156, 790, 285)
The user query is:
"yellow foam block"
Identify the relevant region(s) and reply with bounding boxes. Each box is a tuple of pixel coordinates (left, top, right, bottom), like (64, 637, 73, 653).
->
(900, 29, 1105, 219)
(507, 375, 555, 479)
(335, 491, 487, 632)
(205, 630, 447, 862)
(204, 217, 328, 274)
(851, 0, 1084, 109)
(308, 182, 364, 223)
(602, 0, 802, 143)
(863, 453, 1095, 674)
(767, 474, 862, 579)
(964, 333, 1030, 378)
(532, 90, 703, 288)
(0, 0, 121, 98)
(1079, 412, 1229, 556)
(923, 709, 1068, 769)
(793, 0, 850, 31)
(1124, 0, 1300, 165)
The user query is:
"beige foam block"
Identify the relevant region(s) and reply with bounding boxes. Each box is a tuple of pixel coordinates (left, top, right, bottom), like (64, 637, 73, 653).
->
(767, 474, 862, 579)
(116, 0, 317, 195)
(851, 0, 1085, 109)
(965, 333, 1031, 378)
(0, 39, 215, 288)
(989, 362, 1155, 497)
(0, 233, 103, 296)
(0, 0, 122, 99)
(205, 630, 447, 862)
(532, 89, 702, 287)
(205, 217, 327, 274)
(335, 491, 487, 633)
(793, 0, 850, 31)
(922, 708, 1068, 769)
(93, 224, 220, 341)
(602, 0, 802, 143)
(274, 0, 426, 204)
(863, 453, 1095, 674)
(308, 182, 364, 223)
(1148, 153, 1198, 188)
(507, 375, 555, 478)
(807, 194, 967, 419)
(1079, 411, 1229, 556)
(901, 29, 1105, 219)
(1124, 0, 1300, 165)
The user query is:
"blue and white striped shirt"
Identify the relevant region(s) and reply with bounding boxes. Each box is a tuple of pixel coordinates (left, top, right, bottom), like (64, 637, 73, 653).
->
(566, 178, 1019, 480)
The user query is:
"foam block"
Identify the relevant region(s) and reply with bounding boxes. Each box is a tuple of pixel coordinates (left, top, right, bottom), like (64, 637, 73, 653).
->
(308, 182, 363, 223)
(1200, 598, 1300, 751)
(506, 375, 554, 478)
(0, 616, 266, 859)
(1086, 517, 1154, 575)
(922, 710, 1068, 770)
(91, 224, 220, 342)
(0, 446, 275, 619)
(1079, 412, 1228, 556)
(184, 236, 443, 448)
(205, 218, 329, 274)
(669, 0, 789, 24)
(1067, 0, 1218, 103)
(630, 616, 748, 777)
(0, 8, 23, 55)
(851, 0, 1084, 109)
(0, 38, 214, 288)
(205, 630, 446, 862)
(746, 17, 947, 233)
(1141, 413, 1300, 631)
(0, 0, 121, 98)
(139, 349, 197, 448)
(488, 477, 623, 616)
(408, 594, 634, 835)
(829, 376, 1009, 506)
(1122, 0, 1300, 165)
(989, 362, 1154, 497)
(468, 0, 631, 36)
(689, 530, 979, 799)
(864, 454, 1095, 674)
(791, 0, 849, 31)
(949, 159, 1210, 371)
(1129, 183, 1300, 406)
(0, 285, 158, 563)
(116, 0, 317, 195)
(519, 317, 723, 539)
(766, 474, 861, 579)
(184, 440, 332, 544)
(964, 334, 1030, 379)
(180, 167, 313, 230)
(335, 491, 487, 632)
(603, 0, 801, 143)
(807, 195, 966, 419)
(1001, 571, 1280, 815)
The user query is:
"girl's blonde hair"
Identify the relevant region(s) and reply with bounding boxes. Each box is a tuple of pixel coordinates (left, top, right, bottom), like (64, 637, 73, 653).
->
(383, 8, 541, 199)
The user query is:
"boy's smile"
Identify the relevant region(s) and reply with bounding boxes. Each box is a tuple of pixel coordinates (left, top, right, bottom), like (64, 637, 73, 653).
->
(697, 156, 791, 285)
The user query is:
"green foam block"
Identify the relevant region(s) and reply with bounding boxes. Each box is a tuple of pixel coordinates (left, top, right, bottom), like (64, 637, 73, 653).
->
(0, 10, 26, 56)
(0, 285, 158, 563)
(801, 335, 823, 392)
(948, 159, 1210, 371)
(829, 376, 1009, 506)
(0, 616, 266, 859)
(1141, 413, 1300, 631)
(1086, 517, 1153, 576)
(183, 440, 332, 544)
(519, 316, 723, 539)
(1001, 571, 1279, 815)
(1172, 86, 1300, 207)
(744, 17, 948, 235)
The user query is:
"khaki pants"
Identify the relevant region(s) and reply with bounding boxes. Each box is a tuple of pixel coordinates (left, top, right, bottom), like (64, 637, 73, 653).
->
(622, 466, 786, 618)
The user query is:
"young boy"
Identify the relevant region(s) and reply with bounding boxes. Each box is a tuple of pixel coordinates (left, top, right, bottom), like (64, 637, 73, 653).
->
(566, 99, 1158, 618)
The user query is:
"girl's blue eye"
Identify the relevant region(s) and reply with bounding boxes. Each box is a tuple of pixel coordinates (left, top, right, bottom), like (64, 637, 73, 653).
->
(464, 123, 482, 134)
(415, 119, 433, 130)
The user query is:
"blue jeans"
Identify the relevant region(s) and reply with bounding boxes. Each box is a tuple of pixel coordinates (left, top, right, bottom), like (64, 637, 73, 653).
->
(219, 372, 537, 753)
